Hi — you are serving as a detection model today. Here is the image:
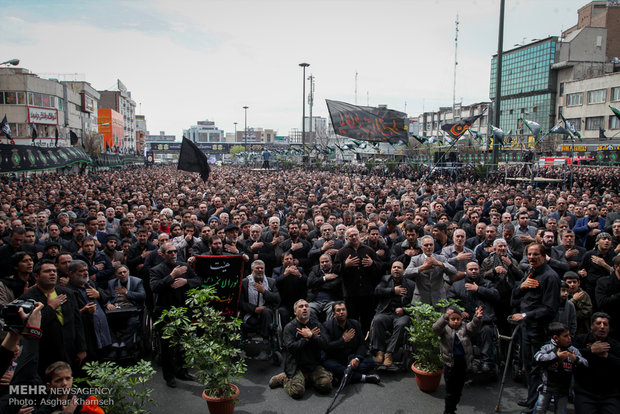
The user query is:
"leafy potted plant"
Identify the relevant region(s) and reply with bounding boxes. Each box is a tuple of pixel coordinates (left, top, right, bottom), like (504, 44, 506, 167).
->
(158, 287, 247, 414)
(80, 359, 156, 414)
(405, 299, 460, 392)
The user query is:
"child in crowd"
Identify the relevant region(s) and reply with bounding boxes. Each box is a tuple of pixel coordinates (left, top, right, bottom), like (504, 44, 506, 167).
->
(564, 272, 592, 334)
(533, 322, 587, 414)
(433, 306, 482, 414)
(555, 281, 577, 336)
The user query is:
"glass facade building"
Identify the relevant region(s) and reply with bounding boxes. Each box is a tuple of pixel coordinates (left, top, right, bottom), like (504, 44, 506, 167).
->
(490, 37, 558, 133)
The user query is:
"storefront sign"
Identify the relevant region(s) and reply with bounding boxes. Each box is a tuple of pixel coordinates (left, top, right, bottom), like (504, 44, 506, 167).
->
(28, 106, 59, 125)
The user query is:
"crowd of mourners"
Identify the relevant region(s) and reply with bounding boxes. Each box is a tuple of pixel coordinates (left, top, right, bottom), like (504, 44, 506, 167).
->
(0, 162, 619, 413)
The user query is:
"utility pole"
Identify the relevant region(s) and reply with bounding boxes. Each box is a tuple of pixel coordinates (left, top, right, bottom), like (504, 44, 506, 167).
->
(453, 13, 459, 111)
(308, 74, 315, 147)
(492, 0, 505, 169)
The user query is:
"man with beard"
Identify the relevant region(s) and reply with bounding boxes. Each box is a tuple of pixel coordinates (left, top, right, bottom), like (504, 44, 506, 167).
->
(150, 242, 201, 387)
(19, 260, 86, 378)
(308, 254, 343, 322)
(441, 229, 473, 283)
(448, 261, 500, 372)
(473, 225, 499, 265)
(390, 224, 422, 269)
(102, 234, 124, 267)
(74, 237, 115, 289)
(222, 223, 250, 262)
(239, 260, 280, 360)
(61, 222, 86, 254)
(279, 222, 311, 272)
(595, 256, 620, 340)
(192, 225, 212, 255)
(404, 235, 456, 307)
(55, 252, 73, 286)
(66, 259, 112, 361)
(574, 203, 606, 249)
(579, 232, 615, 306)
(273, 252, 308, 324)
(333, 228, 381, 334)
(308, 223, 343, 266)
(363, 225, 389, 270)
(127, 229, 157, 276)
(104, 207, 120, 235)
(244, 224, 276, 275)
(324, 301, 380, 384)
(573, 313, 620, 413)
(510, 243, 561, 413)
(85, 216, 106, 249)
(547, 197, 576, 229)
(172, 223, 200, 261)
(207, 235, 225, 255)
(269, 299, 332, 399)
(371, 261, 415, 367)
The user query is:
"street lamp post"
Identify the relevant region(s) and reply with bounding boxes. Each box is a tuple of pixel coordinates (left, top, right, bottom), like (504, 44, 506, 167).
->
(234, 122, 238, 141)
(299, 62, 310, 163)
(243, 106, 249, 154)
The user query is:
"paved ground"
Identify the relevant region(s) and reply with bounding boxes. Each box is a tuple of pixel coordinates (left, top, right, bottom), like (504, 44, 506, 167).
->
(144, 358, 567, 414)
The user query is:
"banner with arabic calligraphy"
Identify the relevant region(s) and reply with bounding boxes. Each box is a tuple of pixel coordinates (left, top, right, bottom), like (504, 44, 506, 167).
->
(194, 255, 244, 318)
(0, 144, 90, 173)
(326, 99, 408, 144)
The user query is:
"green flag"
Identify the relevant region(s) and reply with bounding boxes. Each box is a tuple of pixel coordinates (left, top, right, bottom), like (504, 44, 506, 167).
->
(560, 113, 582, 142)
(522, 118, 542, 141)
(610, 105, 620, 121)
(489, 125, 504, 146)
(541, 122, 572, 141)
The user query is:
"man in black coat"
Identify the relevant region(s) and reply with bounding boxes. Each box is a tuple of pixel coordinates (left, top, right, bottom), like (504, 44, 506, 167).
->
(268, 299, 332, 399)
(323, 301, 379, 384)
(370, 261, 415, 367)
(150, 242, 201, 388)
(510, 243, 561, 413)
(448, 261, 500, 372)
(19, 260, 86, 378)
(307, 254, 343, 322)
(333, 227, 381, 334)
(273, 252, 307, 324)
(573, 312, 620, 413)
(595, 256, 620, 340)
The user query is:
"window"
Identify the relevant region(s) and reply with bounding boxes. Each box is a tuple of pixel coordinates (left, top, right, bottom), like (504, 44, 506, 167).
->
(566, 118, 581, 130)
(586, 116, 604, 130)
(4, 92, 16, 105)
(559, 82, 564, 96)
(587, 89, 606, 104)
(566, 93, 583, 106)
(611, 116, 620, 130)
(612, 87, 620, 102)
(16, 92, 25, 105)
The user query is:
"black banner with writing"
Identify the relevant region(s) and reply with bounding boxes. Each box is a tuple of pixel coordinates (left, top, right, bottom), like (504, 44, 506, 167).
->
(194, 255, 244, 318)
(326, 99, 408, 144)
(0, 144, 90, 173)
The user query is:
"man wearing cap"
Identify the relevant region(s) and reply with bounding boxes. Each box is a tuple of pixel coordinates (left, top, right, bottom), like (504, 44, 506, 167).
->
(102, 234, 124, 267)
(223, 223, 250, 262)
(41, 240, 62, 261)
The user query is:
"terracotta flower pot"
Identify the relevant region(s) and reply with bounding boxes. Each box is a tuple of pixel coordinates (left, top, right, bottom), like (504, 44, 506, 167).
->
(202, 384, 240, 414)
(411, 362, 444, 393)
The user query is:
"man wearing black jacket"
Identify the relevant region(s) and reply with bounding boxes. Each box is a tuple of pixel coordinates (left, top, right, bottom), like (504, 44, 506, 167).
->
(573, 312, 620, 413)
(510, 243, 561, 413)
(19, 260, 86, 378)
(323, 301, 379, 384)
(269, 299, 332, 399)
(150, 242, 201, 388)
(307, 254, 342, 322)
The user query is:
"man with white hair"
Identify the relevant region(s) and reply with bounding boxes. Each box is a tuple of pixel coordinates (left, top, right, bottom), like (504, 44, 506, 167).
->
(404, 235, 456, 306)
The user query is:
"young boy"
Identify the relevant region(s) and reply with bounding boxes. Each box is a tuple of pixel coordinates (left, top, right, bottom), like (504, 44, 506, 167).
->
(44, 361, 105, 414)
(433, 306, 482, 414)
(555, 281, 577, 336)
(564, 272, 592, 334)
(533, 322, 587, 414)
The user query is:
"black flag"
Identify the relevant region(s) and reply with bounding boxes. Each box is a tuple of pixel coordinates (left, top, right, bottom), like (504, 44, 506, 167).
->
(441, 109, 487, 139)
(325, 99, 408, 145)
(1, 115, 11, 141)
(31, 124, 38, 145)
(54, 127, 59, 147)
(177, 137, 211, 182)
(70, 131, 79, 146)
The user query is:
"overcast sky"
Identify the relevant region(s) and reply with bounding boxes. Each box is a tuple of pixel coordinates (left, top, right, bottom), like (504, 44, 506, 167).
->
(2, 0, 587, 138)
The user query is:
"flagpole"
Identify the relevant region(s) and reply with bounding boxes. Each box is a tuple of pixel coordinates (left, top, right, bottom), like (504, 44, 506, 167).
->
(570, 134, 574, 188)
(492, 0, 505, 170)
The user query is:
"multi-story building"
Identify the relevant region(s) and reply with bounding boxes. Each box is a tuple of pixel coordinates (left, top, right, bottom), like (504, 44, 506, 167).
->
(135, 114, 147, 154)
(183, 120, 224, 143)
(416, 102, 491, 148)
(0, 67, 98, 147)
(555, 1, 620, 142)
(490, 37, 559, 138)
(97, 108, 124, 151)
(98, 80, 136, 152)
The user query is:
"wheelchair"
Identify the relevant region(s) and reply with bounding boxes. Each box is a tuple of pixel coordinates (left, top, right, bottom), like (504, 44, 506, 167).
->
(367, 316, 414, 373)
(104, 305, 154, 364)
(239, 307, 284, 366)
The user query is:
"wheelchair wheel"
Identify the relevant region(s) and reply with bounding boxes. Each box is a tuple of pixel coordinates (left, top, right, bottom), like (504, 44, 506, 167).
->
(141, 310, 153, 356)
